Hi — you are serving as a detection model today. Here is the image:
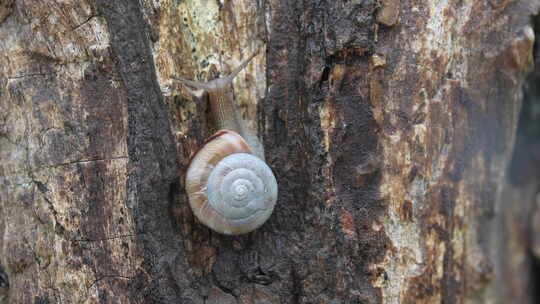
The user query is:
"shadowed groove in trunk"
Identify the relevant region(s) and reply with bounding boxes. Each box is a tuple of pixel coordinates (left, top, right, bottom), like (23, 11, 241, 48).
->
(505, 12, 540, 304)
(96, 1, 183, 301)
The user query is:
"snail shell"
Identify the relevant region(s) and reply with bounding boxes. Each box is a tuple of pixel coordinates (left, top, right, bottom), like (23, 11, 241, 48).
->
(185, 130, 278, 235)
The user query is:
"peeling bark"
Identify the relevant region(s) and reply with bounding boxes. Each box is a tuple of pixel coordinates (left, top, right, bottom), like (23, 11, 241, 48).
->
(0, 0, 539, 303)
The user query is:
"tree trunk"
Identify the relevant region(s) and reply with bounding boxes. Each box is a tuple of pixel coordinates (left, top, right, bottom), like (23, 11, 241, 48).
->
(1, 1, 539, 303)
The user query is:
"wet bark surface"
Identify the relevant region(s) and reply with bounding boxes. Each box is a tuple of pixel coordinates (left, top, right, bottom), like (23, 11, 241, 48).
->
(0, 0, 539, 303)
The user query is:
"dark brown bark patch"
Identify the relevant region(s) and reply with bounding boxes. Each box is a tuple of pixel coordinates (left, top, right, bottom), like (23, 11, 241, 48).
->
(264, 0, 389, 303)
(96, 1, 183, 302)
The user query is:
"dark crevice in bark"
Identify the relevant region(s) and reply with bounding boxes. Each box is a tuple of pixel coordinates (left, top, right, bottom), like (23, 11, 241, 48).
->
(290, 266, 302, 304)
(70, 14, 97, 31)
(530, 248, 540, 302)
(96, 0, 182, 302)
(508, 17, 540, 185)
(526, 13, 540, 304)
(211, 269, 237, 299)
(319, 65, 330, 87)
(32, 179, 70, 241)
(507, 12, 540, 304)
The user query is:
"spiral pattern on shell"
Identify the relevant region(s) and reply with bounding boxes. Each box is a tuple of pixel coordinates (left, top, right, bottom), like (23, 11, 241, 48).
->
(185, 130, 278, 235)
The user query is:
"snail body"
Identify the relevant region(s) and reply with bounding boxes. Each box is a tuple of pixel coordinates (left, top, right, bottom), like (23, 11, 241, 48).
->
(175, 48, 277, 235)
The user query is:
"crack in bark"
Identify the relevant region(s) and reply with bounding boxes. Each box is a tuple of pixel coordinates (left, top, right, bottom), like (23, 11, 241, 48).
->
(75, 273, 131, 303)
(6, 73, 56, 80)
(70, 15, 98, 31)
(73, 233, 142, 243)
(211, 269, 239, 301)
(44, 156, 129, 168)
(2, 156, 129, 178)
(290, 266, 302, 304)
(32, 179, 71, 241)
(89, 274, 132, 289)
(4, 157, 129, 177)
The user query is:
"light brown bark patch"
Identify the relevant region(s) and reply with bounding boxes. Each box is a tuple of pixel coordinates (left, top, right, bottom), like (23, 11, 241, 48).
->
(377, 0, 400, 26)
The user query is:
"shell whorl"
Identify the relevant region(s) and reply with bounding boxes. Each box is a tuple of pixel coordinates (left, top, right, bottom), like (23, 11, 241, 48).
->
(185, 130, 278, 235)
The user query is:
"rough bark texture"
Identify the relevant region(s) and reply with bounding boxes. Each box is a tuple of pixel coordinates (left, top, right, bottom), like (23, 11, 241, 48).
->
(0, 0, 539, 303)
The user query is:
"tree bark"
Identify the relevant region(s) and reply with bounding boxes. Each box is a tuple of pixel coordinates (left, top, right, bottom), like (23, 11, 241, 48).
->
(0, 1, 539, 303)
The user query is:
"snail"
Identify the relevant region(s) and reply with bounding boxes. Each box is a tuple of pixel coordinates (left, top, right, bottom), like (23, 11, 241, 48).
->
(173, 48, 278, 235)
